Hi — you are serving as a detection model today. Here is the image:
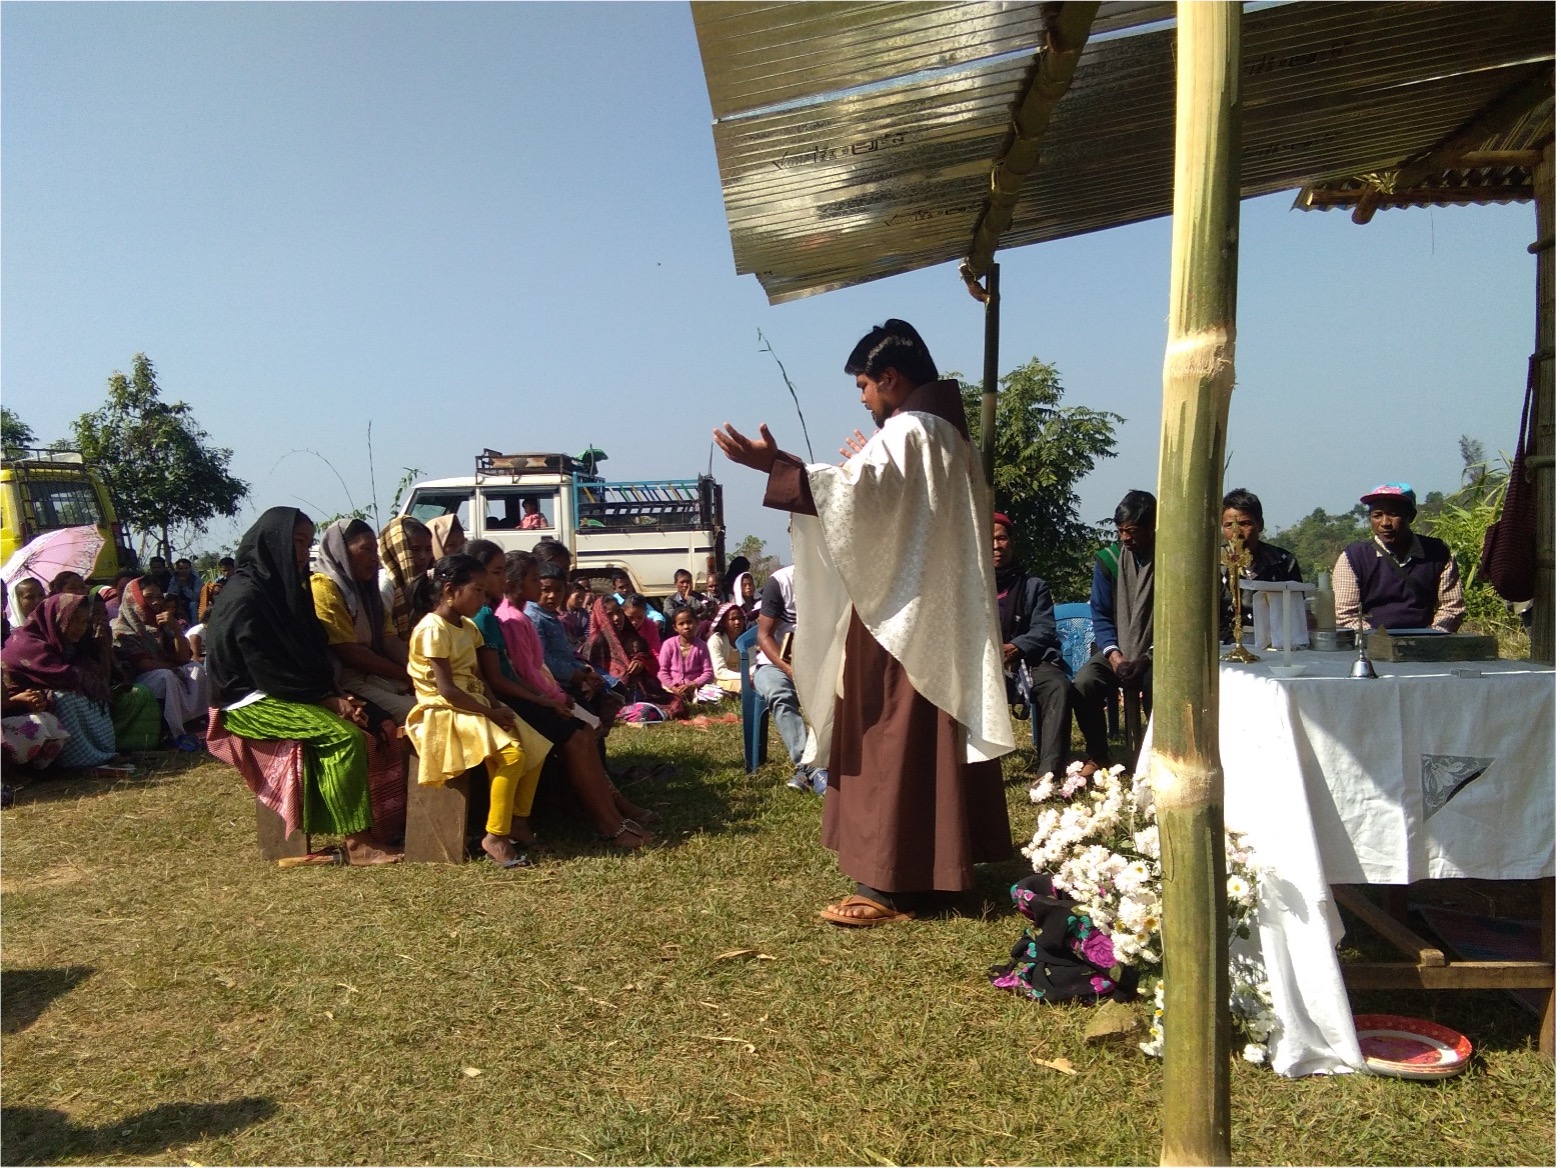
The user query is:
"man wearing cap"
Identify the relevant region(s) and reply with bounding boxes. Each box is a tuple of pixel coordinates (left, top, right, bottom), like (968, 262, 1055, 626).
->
(993, 512, 1072, 782)
(714, 319, 1014, 928)
(1333, 483, 1465, 632)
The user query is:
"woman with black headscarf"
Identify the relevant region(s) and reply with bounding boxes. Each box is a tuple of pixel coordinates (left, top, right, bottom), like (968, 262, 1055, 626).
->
(205, 506, 400, 865)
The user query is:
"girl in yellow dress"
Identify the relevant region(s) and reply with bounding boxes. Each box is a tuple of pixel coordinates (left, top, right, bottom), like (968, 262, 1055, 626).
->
(406, 553, 552, 867)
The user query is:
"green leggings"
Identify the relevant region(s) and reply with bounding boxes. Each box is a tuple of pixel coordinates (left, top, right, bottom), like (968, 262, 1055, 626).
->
(222, 698, 371, 836)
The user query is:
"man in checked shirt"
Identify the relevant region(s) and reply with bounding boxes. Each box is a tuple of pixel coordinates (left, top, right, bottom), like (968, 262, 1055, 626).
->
(1332, 482, 1465, 633)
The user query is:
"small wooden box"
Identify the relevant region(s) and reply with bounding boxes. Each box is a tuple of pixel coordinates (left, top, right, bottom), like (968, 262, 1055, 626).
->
(1367, 630, 1498, 662)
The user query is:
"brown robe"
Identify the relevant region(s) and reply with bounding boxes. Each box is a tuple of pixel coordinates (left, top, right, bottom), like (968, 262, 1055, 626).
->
(763, 379, 1012, 893)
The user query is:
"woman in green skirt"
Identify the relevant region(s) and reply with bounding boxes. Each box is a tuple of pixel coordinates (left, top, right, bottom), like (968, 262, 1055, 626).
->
(205, 506, 400, 865)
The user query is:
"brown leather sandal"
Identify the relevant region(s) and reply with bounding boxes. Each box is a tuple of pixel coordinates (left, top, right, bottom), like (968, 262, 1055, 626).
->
(818, 894, 916, 927)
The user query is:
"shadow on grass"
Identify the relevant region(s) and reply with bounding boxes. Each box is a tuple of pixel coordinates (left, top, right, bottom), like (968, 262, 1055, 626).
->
(5, 752, 210, 808)
(1, 967, 94, 1035)
(0, 1097, 278, 1164)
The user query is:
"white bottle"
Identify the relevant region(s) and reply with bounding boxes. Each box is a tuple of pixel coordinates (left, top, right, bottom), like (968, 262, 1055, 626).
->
(1313, 570, 1336, 632)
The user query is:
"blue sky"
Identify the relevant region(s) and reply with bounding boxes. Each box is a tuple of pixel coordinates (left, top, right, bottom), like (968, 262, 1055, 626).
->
(2, 2, 1540, 579)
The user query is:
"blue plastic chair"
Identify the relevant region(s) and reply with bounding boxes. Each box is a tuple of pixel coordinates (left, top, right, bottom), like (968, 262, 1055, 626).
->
(737, 625, 769, 773)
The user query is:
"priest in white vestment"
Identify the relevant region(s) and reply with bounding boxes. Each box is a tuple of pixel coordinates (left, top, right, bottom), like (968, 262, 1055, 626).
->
(715, 319, 1015, 926)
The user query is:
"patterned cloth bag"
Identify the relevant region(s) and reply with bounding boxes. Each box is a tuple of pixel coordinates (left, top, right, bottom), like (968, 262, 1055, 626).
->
(989, 874, 1138, 1003)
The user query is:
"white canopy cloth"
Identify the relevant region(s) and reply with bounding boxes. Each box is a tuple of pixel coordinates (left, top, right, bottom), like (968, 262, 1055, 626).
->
(788, 407, 1014, 767)
(1140, 651, 1555, 1077)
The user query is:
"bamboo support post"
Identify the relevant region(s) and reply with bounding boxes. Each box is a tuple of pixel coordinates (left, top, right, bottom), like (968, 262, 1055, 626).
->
(1152, 3, 1240, 1163)
(980, 263, 1001, 485)
(1531, 141, 1554, 663)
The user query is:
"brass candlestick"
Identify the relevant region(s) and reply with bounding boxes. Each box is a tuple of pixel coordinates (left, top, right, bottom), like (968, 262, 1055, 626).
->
(1221, 539, 1260, 663)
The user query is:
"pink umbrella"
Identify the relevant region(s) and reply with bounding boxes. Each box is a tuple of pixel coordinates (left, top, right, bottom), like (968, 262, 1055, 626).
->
(1, 525, 107, 615)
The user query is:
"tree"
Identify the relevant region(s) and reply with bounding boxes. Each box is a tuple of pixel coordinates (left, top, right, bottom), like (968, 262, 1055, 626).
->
(957, 358, 1121, 601)
(1268, 506, 1369, 580)
(2, 407, 36, 456)
(68, 354, 249, 559)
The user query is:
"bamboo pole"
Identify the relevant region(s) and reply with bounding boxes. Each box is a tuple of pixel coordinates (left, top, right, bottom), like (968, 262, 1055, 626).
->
(980, 263, 1001, 485)
(1153, 3, 1240, 1163)
(1531, 140, 1554, 663)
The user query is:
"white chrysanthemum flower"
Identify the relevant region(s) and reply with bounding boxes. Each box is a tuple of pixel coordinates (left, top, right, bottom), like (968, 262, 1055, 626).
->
(1227, 874, 1252, 904)
(1029, 776, 1055, 803)
(1242, 1043, 1268, 1065)
(1133, 826, 1161, 860)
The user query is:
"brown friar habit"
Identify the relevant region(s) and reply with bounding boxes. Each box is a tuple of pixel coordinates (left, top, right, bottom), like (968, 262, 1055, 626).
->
(763, 379, 1012, 893)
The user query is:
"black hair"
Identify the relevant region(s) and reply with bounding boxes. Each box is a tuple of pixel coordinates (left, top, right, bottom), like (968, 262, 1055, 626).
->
(464, 538, 503, 567)
(610, 566, 630, 581)
(218, 556, 235, 568)
(623, 592, 648, 610)
(843, 319, 938, 387)
(1115, 490, 1157, 528)
(342, 518, 376, 544)
(531, 539, 570, 564)
(521, 496, 540, 511)
(49, 570, 86, 594)
(1221, 488, 1264, 531)
(134, 574, 161, 593)
(503, 549, 539, 587)
(432, 553, 484, 592)
(537, 562, 567, 582)
(671, 605, 698, 625)
(673, 568, 693, 582)
(175, 558, 192, 569)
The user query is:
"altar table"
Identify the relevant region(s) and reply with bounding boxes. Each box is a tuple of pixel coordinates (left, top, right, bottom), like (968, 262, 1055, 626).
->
(1142, 651, 1555, 1077)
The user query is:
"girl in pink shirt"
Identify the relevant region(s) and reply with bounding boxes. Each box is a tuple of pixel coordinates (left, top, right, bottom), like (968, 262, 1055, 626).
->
(657, 607, 713, 706)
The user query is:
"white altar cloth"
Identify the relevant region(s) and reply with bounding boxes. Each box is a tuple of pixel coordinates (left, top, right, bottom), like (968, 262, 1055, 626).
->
(1141, 652, 1554, 1077)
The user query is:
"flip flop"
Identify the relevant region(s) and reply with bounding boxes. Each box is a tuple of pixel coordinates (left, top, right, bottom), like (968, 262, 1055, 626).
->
(818, 894, 916, 927)
(486, 850, 532, 870)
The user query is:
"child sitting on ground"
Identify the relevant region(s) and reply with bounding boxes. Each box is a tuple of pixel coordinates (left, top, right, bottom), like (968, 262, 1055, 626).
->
(706, 602, 747, 695)
(405, 554, 553, 868)
(657, 606, 714, 713)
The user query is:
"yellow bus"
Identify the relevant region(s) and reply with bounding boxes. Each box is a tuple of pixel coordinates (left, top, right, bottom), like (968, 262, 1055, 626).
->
(0, 449, 124, 582)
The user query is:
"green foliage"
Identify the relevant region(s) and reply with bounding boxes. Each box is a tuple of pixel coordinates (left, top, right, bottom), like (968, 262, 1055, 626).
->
(1424, 460, 1525, 648)
(67, 354, 249, 559)
(956, 358, 1121, 601)
(1269, 506, 1369, 581)
(1, 407, 37, 456)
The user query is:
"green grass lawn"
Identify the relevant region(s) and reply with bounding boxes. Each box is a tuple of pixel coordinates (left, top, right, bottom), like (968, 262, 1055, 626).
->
(1, 716, 1553, 1166)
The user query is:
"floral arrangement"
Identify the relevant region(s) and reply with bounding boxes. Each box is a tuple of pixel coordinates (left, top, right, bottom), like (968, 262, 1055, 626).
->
(1020, 762, 1276, 1064)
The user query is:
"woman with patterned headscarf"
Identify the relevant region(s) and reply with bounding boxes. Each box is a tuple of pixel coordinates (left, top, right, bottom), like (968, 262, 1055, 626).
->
(205, 506, 400, 865)
(377, 517, 435, 644)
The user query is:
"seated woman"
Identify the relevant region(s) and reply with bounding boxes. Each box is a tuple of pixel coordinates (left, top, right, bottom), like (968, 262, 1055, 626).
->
(9, 577, 45, 629)
(311, 518, 414, 722)
(1, 593, 121, 769)
(2, 664, 71, 772)
(706, 602, 747, 696)
(111, 578, 207, 750)
(205, 506, 400, 865)
(465, 544, 652, 849)
(1219, 487, 1302, 641)
(585, 594, 681, 715)
(378, 515, 436, 643)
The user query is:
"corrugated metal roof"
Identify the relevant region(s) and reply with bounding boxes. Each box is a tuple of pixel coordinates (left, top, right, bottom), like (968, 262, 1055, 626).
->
(694, 1, 1555, 303)
(1295, 92, 1554, 214)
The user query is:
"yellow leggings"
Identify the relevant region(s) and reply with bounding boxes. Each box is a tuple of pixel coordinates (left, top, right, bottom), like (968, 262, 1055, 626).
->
(485, 741, 544, 835)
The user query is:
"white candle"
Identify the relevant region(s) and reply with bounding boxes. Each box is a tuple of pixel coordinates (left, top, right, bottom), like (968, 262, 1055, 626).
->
(1282, 584, 1295, 668)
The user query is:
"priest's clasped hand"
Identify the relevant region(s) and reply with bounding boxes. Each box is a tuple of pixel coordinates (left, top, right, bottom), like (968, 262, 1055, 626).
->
(714, 422, 779, 474)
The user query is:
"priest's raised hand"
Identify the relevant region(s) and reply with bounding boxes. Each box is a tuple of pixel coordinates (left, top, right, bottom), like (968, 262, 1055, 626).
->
(713, 422, 779, 474)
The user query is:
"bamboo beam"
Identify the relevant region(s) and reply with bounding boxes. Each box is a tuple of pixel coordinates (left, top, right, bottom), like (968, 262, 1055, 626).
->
(1154, 3, 1239, 1164)
(1352, 66, 1554, 224)
(980, 263, 1001, 485)
(960, 1, 1099, 295)
(1532, 141, 1555, 663)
